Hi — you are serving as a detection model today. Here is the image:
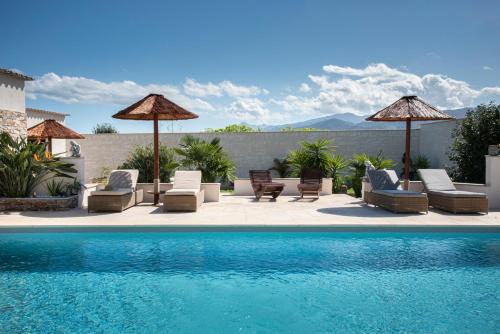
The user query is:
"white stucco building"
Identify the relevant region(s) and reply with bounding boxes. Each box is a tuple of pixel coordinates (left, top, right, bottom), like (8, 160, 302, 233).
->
(0, 67, 70, 155)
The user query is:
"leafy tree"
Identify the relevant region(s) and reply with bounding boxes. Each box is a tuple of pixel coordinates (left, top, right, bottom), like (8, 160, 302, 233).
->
(269, 158, 291, 178)
(0, 132, 76, 197)
(206, 124, 257, 133)
(449, 103, 500, 183)
(119, 145, 178, 183)
(174, 135, 236, 183)
(280, 127, 321, 132)
(348, 152, 395, 197)
(93, 123, 118, 134)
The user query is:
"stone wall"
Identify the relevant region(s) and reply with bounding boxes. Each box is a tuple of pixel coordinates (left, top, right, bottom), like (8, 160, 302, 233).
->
(72, 120, 458, 183)
(0, 109, 27, 138)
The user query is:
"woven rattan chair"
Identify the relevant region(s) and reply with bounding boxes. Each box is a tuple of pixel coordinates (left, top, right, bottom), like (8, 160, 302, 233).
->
(163, 171, 204, 212)
(88, 169, 144, 212)
(249, 170, 285, 200)
(364, 169, 428, 213)
(417, 169, 488, 214)
(298, 168, 322, 198)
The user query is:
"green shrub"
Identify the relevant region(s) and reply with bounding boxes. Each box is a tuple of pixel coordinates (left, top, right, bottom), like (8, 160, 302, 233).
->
(92, 123, 118, 134)
(348, 152, 395, 198)
(0, 132, 77, 198)
(206, 124, 257, 133)
(119, 145, 178, 183)
(331, 154, 348, 193)
(174, 135, 235, 183)
(449, 103, 500, 183)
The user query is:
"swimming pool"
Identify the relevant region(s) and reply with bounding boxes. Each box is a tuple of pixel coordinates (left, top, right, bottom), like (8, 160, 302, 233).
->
(0, 231, 499, 333)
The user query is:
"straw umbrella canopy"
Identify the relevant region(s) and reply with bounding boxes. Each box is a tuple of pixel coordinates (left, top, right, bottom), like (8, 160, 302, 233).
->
(112, 94, 198, 205)
(366, 96, 453, 190)
(27, 119, 84, 153)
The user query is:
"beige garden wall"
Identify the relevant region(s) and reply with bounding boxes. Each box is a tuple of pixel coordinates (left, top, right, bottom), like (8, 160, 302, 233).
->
(71, 120, 459, 183)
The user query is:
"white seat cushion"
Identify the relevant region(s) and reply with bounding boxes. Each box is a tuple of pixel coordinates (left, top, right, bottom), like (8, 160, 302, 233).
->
(373, 190, 427, 198)
(165, 188, 200, 196)
(105, 170, 139, 191)
(429, 190, 487, 198)
(91, 189, 132, 196)
(173, 171, 202, 190)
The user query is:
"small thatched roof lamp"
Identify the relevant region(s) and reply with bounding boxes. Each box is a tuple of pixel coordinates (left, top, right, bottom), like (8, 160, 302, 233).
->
(112, 94, 198, 205)
(366, 96, 453, 190)
(27, 119, 85, 154)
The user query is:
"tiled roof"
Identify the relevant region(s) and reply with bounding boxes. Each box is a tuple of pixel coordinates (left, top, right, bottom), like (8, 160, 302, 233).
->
(27, 119, 84, 139)
(26, 107, 69, 117)
(0, 68, 33, 81)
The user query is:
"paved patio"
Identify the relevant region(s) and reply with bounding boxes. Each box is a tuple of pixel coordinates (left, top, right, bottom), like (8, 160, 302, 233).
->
(0, 194, 498, 231)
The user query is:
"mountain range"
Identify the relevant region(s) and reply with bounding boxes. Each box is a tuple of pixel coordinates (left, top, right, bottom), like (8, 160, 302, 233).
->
(244, 108, 470, 131)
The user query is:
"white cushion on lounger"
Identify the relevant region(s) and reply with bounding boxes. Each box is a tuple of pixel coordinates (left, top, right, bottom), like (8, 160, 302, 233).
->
(91, 189, 133, 196)
(173, 171, 202, 190)
(373, 190, 427, 197)
(165, 188, 200, 196)
(429, 190, 487, 198)
(105, 169, 139, 190)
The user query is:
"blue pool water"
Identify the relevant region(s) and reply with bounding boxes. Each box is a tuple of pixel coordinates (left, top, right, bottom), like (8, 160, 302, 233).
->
(0, 232, 499, 333)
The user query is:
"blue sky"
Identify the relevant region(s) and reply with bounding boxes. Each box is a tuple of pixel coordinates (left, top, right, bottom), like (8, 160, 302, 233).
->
(1, 0, 499, 133)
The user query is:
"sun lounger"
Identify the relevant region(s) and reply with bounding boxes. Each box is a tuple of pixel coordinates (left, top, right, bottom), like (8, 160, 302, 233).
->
(417, 169, 488, 213)
(364, 169, 428, 213)
(163, 170, 204, 212)
(249, 170, 285, 200)
(88, 169, 143, 212)
(297, 168, 322, 198)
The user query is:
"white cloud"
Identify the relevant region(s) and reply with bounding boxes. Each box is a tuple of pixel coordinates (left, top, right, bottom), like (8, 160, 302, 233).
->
(224, 97, 282, 122)
(299, 83, 311, 93)
(483, 66, 493, 71)
(25, 64, 500, 125)
(183, 78, 267, 98)
(273, 63, 500, 116)
(26, 72, 215, 111)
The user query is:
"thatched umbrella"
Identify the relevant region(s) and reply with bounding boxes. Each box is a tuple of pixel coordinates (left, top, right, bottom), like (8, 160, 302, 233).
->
(112, 94, 198, 205)
(27, 119, 84, 154)
(366, 96, 453, 190)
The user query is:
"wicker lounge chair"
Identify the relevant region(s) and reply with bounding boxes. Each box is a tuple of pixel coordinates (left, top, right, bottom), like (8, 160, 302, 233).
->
(249, 170, 285, 200)
(88, 169, 144, 212)
(417, 169, 488, 213)
(364, 169, 428, 213)
(298, 168, 322, 198)
(163, 171, 204, 212)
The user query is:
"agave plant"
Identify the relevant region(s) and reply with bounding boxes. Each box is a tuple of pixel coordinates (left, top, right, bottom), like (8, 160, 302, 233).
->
(269, 158, 291, 178)
(348, 152, 395, 197)
(174, 135, 236, 183)
(0, 132, 77, 198)
(287, 139, 336, 177)
(119, 145, 179, 183)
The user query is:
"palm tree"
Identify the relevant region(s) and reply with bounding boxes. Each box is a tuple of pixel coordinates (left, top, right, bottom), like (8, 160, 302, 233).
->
(269, 158, 291, 178)
(287, 139, 335, 177)
(174, 135, 236, 183)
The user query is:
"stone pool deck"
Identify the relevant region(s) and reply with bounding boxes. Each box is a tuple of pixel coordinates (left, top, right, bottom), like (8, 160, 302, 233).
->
(0, 194, 499, 231)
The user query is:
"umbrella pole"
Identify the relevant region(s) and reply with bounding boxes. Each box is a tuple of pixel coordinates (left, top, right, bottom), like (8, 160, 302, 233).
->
(153, 113, 160, 205)
(48, 137, 53, 155)
(404, 119, 411, 190)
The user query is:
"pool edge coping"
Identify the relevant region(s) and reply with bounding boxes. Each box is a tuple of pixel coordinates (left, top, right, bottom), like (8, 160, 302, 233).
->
(1, 224, 499, 233)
